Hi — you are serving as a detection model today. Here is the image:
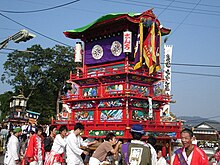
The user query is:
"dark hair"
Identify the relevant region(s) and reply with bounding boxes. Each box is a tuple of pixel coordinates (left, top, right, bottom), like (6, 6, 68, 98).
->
(148, 136, 157, 146)
(156, 146, 163, 154)
(74, 123, 84, 131)
(59, 125, 67, 133)
(30, 130, 35, 135)
(130, 132, 143, 140)
(105, 132, 116, 141)
(42, 132, 47, 138)
(36, 125, 43, 133)
(21, 134, 27, 142)
(49, 125, 56, 134)
(181, 128, 193, 138)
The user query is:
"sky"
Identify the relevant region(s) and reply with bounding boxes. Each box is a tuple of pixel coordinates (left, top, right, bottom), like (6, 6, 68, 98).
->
(1, 0, 220, 121)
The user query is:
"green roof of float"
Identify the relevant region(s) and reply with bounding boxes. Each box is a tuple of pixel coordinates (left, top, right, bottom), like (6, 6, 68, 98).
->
(65, 12, 141, 33)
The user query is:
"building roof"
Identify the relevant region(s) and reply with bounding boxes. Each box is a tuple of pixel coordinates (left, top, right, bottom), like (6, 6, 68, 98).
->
(194, 121, 220, 132)
(64, 9, 171, 39)
(26, 110, 40, 115)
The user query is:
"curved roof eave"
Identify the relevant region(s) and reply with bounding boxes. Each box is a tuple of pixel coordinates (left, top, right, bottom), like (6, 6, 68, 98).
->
(64, 9, 171, 39)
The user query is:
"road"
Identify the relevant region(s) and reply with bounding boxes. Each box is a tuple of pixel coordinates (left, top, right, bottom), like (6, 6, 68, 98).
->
(0, 154, 4, 164)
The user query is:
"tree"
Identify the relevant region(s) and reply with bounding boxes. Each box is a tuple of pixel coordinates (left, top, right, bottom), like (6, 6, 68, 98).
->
(1, 44, 75, 123)
(0, 91, 14, 121)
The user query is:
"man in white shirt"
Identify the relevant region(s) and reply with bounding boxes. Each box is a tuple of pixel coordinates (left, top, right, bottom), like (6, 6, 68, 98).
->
(4, 127, 22, 165)
(66, 123, 96, 165)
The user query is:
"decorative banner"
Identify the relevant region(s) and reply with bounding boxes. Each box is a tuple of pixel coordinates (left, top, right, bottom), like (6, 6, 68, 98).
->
(123, 31, 132, 53)
(134, 23, 142, 70)
(75, 42, 83, 63)
(143, 22, 155, 74)
(163, 45, 173, 115)
(148, 97, 153, 118)
(85, 35, 125, 65)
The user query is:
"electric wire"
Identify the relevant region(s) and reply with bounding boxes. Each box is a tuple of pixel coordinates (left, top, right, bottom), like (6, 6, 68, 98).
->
(0, 1, 219, 76)
(2, 0, 219, 16)
(2, 47, 34, 53)
(162, 63, 220, 68)
(157, 0, 176, 18)
(0, 12, 72, 47)
(163, 0, 220, 9)
(0, 0, 80, 13)
(169, 0, 202, 37)
(172, 71, 220, 78)
(102, 0, 220, 17)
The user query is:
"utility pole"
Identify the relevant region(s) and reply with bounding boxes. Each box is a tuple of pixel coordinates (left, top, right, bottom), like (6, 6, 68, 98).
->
(0, 29, 36, 50)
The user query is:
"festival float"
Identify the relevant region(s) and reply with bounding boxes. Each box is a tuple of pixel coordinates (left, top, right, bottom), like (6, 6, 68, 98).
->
(52, 9, 182, 156)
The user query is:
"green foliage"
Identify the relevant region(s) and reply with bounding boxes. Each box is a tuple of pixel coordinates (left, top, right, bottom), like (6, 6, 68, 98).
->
(0, 91, 14, 121)
(1, 44, 75, 124)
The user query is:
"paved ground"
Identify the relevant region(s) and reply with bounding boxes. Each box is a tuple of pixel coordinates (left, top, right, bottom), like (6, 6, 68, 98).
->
(0, 154, 4, 165)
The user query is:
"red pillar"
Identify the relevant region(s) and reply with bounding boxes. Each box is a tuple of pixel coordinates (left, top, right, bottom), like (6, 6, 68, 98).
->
(155, 109, 161, 123)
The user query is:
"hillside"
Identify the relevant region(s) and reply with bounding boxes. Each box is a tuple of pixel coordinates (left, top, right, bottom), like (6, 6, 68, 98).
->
(178, 116, 220, 127)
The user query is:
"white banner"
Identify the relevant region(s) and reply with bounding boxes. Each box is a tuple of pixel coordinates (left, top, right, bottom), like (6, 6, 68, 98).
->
(148, 97, 153, 118)
(75, 42, 83, 63)
(163, 45, 173, 115)
(123, 31, 132, 53)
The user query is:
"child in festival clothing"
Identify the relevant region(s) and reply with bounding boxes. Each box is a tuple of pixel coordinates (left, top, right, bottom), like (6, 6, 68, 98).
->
(44, 125, 67, 165)
(26, 125, 45, 165)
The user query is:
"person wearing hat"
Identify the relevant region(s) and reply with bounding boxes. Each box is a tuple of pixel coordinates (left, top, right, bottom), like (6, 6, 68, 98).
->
(4, 127, 22, 165)
(121, 124, 152, 165)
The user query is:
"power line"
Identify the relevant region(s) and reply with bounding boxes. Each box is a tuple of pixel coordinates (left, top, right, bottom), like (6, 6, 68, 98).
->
(161, 20, 220, 30)
(163, 0, 220, 9)
(170, 0, 202, 37)
(172, 71, 220, 78)
(103, 0, 220, 17)
(157, 0, 176, 18)
(0, 12, 72, 47)
(17, 0, 105, 15)
(162, 62, 220, 68)
(0, 0, 80, 14)
(2, 48, 34, 53)
(129, 0, 220, 16)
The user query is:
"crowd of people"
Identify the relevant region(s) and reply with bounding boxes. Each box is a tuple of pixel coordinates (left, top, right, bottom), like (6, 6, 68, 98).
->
(0, 122, 218, 165)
